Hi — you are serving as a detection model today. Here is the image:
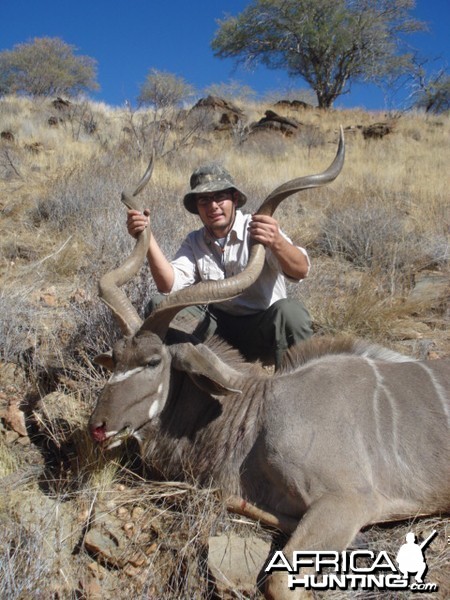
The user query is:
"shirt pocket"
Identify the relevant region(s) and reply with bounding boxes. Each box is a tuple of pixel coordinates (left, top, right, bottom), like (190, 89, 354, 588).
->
(198, 254, 224, 281)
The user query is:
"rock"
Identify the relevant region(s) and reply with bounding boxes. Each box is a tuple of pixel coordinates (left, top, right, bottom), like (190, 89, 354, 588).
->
(16, 435, 31, 446)
(390, 319, 432, 340)
(84, 526, 124, 568)
(362, 122, 394, 140)
(190, 95, 245, 132)
(40, 288, 59, 307)
(87, 561, 105, 579)
(84, 510, 150, 570)
(52, 97, 71, 111)
(4, 397, 28, 437)
(4, 430, 20, 444)
(250, 110, 299, 137)
(409, 271, 450, 309)
(208, 533, 270, 593)
(192, 95, 244, 116)
(0, 362, 27, 392)
(82, 577, 103, 599)
(70, 287, 88, 303)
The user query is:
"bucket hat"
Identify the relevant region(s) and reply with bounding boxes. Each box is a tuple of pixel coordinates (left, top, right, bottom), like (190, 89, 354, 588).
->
(183, 164, 247, 214)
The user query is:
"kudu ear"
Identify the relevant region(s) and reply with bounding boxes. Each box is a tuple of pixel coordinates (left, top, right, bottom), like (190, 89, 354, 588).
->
(94, 352, 115, 371)
(169, 343, 243, 396)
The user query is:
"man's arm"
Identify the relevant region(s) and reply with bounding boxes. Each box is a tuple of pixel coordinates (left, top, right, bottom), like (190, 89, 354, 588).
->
(127, 209, 174, 293)
(248, 214, 309, 280)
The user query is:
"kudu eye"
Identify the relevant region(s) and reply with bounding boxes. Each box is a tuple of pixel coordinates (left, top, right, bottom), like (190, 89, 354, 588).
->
(146, 356, 162, 368)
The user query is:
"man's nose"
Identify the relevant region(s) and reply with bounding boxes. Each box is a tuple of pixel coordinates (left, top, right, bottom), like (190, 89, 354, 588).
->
(207, 200, 221, 209)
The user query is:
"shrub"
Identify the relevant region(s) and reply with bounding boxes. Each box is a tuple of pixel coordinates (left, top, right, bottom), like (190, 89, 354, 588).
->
(316, 201, 425, 291)
(138, 69, 195, 110)
(0, 37, 98, 98)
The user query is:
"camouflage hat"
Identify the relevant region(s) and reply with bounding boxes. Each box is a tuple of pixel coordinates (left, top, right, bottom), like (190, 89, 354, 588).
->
(183, 163, 247, 214)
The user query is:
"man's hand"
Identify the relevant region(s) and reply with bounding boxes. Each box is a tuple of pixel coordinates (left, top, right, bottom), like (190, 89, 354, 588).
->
(249, 214, 309, 280)
(127, 209, 150, 239)
(248, 214, 283, 249)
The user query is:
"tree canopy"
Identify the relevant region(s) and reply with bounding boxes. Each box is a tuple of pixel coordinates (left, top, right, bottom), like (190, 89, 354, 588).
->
(0, 37, 98, 98)
(137, 69, 195, 109)
(211, 0, 426, 108)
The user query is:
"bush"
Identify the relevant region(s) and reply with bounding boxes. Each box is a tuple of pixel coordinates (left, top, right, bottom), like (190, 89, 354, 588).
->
(138, 69, 195, 110)
(317, 202, 422, 280)
(0, 37, 98, 98)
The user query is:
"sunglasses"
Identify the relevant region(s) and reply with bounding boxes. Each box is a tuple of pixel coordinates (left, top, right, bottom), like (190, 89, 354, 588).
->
(196, 191, 233, 206)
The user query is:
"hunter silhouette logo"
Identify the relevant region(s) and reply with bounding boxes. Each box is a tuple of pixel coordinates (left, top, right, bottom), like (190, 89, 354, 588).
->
(396, 530, 437, 584)
(265, 529, 440, 593)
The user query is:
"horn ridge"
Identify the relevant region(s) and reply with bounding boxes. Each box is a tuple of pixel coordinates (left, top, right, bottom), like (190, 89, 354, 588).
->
(98, 155, 154, 335)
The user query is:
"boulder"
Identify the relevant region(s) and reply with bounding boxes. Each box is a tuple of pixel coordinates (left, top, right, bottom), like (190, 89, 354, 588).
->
(190, 95, 244, 131)
(249, 110, 299, 137)
(362, 122, 394, 140)
(409, 271, 450, 309)
(208, 533, 270, 593)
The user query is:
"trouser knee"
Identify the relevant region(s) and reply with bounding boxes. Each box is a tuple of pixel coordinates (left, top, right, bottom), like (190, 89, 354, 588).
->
(268, 299, 312, 368)
(270, 298, 312, 342)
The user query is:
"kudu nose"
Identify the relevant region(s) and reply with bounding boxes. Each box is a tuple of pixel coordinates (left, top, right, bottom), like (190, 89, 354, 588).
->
(90, 423, 107, 443)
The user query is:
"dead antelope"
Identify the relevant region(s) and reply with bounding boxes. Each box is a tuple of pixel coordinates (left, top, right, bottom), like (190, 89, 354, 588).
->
(89, 132, 450, 599)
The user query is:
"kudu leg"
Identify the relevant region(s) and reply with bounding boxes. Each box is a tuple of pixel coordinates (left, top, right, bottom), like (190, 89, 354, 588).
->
(264, 493, 372, 600)
(226, 494, 298, 534)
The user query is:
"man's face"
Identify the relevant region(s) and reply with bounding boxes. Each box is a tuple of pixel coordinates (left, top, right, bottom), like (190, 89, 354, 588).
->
(196, 190, 237, 237)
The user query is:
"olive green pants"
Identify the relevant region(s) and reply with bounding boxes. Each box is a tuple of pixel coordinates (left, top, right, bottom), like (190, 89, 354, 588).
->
(147, 297, 312, 369)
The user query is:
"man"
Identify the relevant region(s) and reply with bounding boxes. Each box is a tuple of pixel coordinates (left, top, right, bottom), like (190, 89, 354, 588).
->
(127, 163, 312, 368)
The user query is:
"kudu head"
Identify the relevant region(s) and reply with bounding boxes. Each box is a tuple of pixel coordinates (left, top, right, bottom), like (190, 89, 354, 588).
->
(89, 129, 345, 447)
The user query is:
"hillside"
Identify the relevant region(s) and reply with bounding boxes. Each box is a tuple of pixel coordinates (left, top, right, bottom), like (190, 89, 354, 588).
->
(0, 95, 449, 598)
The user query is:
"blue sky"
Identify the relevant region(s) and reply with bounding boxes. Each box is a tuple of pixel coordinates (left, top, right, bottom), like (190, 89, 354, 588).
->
(1, 0, 448, 111)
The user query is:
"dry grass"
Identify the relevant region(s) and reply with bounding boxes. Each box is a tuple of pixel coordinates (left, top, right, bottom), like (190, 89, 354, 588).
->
(0, 438, 21, 479)
(0, 94, 449, 598)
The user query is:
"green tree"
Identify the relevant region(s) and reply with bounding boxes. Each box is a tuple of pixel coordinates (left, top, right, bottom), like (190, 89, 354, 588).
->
(137, 69, 195, 109)
(212, 0, 425, 108)
(0, 37, 98, 98)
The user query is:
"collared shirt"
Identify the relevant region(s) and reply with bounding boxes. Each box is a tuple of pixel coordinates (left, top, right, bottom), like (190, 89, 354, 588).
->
(170, 210, 310, 316)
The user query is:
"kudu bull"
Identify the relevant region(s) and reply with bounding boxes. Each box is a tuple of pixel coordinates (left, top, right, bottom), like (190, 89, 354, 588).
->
(89, 131, 450, 599)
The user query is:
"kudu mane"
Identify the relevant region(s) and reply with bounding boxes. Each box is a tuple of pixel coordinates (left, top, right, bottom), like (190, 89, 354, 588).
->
(202, 335, 265, 373)
(279, 335, 412, 373)
(198, 333, 410, 374)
